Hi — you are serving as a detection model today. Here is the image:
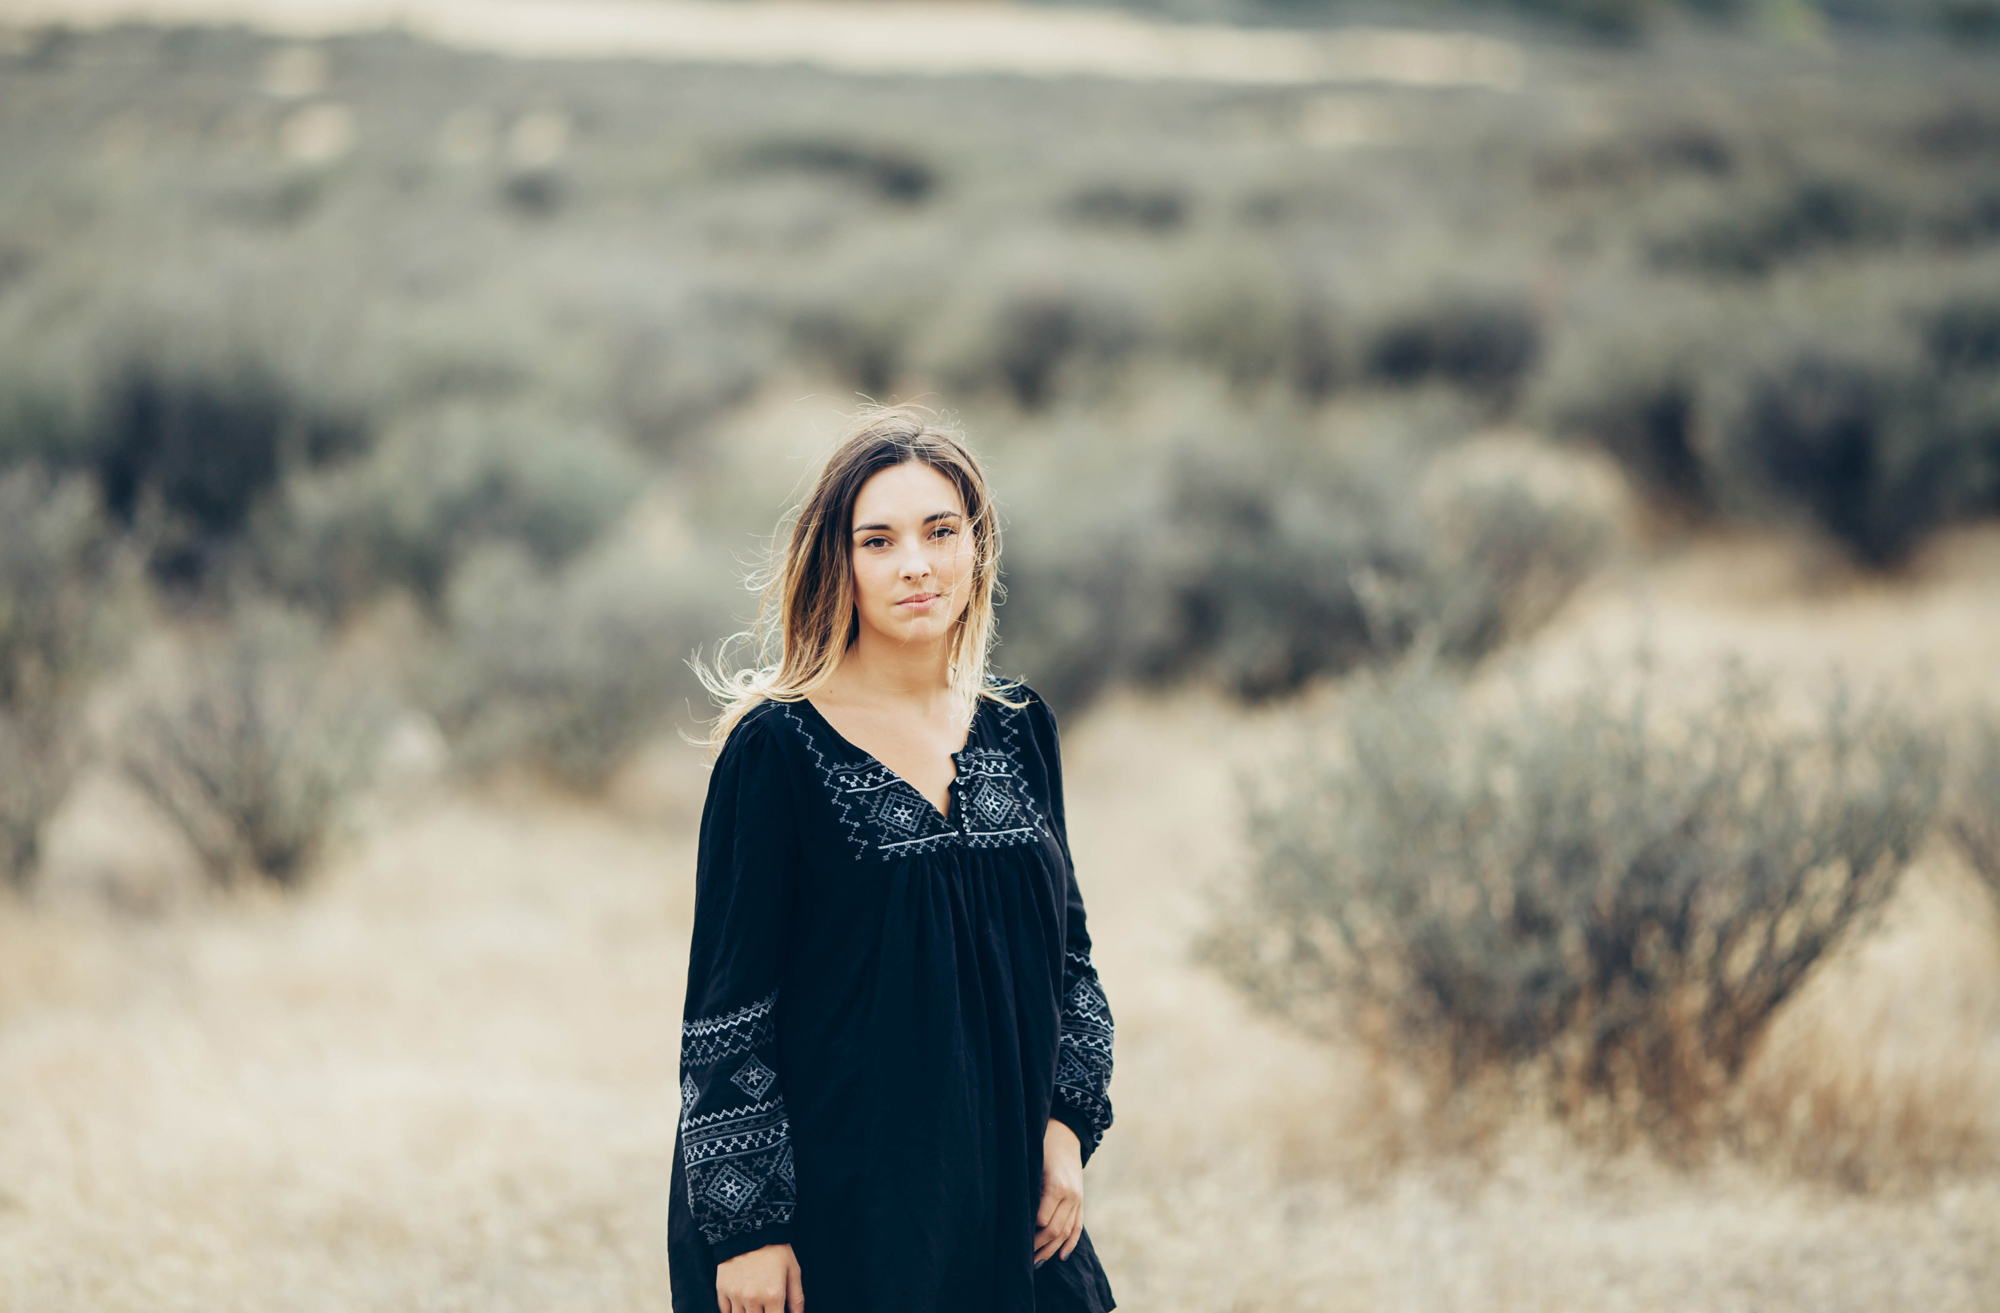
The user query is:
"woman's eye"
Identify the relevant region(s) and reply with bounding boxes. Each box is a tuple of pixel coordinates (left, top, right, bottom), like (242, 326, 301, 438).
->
(931, 524, 957, 539)
(862, 536, 888, 549)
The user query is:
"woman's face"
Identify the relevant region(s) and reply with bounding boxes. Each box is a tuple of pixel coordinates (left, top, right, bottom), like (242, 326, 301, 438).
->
(848, 460, 974, 650)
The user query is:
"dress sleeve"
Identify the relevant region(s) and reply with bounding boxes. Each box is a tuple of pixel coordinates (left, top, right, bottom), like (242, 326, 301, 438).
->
(678, 716, 800, 1262)
(1031, 695, 1117, 1166)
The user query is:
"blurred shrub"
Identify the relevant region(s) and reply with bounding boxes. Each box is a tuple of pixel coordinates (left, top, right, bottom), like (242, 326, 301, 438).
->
(0, 466, 133, 887)
(1946, 710, 2000, 907)
(997, 400, 1610, 713)
(1363, 291, 1543, 403)
(0, 705, 81, 891)
(1710, 340, 2000, 564)
(1546, 285, 2000, 561)
(743, 137, 936, 204)
(421, 538, 725, 790)
(1421, 445, 1618, 659)
(925, 283, 1147, 410)
(613, 309, 780, 453)
(1166, 257, 1344, 397)
(1064, 182, 1189, 233)
(259, 404, 644, 616)
(1205, 659, 1942, 1144)
(93, 352, 369, 584)
(120, 605, 390, 889)
(1650, 177, 1904, 277)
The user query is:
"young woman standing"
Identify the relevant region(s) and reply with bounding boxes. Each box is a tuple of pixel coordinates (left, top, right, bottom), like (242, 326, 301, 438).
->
(669, 407, 1117, 1313)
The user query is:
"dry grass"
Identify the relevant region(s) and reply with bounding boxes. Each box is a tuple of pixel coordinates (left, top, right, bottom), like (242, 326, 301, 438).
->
(4, 531, 2000, 1310)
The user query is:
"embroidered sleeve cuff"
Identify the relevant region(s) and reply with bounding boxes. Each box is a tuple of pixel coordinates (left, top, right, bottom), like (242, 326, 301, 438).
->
(709, 1219, 795, 1265)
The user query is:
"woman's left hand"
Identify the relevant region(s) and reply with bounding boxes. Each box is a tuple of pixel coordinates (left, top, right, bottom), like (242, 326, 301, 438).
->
(1034, 1118, 1085, 1264)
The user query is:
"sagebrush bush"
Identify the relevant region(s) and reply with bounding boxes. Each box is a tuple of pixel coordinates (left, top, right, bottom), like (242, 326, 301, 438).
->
(1946, 710, 2000, 907)
(0, 466, 134, 886)
(422, 538, 726, 790)
(1650, 177, 1905, 277)
(996, 397, 1611, 714)
(995, 402, 1432, 710)
(1710, 336, 2000, 564)
(1363, 290, 1543, 404)
(1205, 659, 1943, 1144)
(92, 351, 369, 584)
(257, 404, 645, 616)
(120, 605, 390, 888)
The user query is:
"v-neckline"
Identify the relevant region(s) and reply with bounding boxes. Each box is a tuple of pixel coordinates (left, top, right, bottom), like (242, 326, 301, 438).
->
(800, 696, 983, 828)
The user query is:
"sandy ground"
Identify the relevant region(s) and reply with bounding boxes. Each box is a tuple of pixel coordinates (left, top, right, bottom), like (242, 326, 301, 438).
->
(0, 0, 1525, 89)
(3, 525, 2000, 1311)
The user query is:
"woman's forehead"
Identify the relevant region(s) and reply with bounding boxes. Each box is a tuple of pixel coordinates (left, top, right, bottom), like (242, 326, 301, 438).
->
(852, 461, 965, 525)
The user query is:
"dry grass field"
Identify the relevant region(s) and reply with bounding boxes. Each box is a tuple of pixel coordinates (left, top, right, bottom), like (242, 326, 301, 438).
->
(4, 519, 1999, 1313)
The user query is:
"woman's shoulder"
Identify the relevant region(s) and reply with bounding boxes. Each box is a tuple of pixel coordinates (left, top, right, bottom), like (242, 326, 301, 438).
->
(984, 680, 1060, 747)
(714, 697, 812, 768)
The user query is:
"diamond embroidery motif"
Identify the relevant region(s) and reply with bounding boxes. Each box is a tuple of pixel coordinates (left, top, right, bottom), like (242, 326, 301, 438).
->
(731, 1054, 778, 1101)
(681, 1073, 699, 1111)
(969, 779, 1013, 825)
(878, 795, 926, 834)
(704, 1164, 761, 1214)
(775, 1143, 795, 1188)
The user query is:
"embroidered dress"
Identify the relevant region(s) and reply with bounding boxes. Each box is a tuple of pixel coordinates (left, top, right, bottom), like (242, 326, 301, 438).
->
(668, 688, 1116, 1313)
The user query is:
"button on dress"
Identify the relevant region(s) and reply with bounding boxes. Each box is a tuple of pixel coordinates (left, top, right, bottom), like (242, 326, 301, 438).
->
(667, 687, 1117, 1313)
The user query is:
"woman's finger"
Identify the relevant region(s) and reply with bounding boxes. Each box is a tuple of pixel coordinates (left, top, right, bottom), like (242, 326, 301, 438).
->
(1059, 1213, 1083, 1261)
(787, 1257, 806, 1313)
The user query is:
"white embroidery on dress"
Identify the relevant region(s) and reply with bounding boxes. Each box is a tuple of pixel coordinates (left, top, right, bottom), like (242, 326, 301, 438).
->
(1053, 948, 1116, 1151)
(681, 989, 796, 1244)
(783, 701, 1049, 861)
(682, 988, 778, 1064)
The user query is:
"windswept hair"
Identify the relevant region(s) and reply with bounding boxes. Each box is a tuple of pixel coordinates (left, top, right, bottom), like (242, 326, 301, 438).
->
(696, 405, 1018, 751)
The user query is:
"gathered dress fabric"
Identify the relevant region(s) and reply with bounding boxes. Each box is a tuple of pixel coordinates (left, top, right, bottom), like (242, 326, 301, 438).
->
(667, 687, 1117, 1313)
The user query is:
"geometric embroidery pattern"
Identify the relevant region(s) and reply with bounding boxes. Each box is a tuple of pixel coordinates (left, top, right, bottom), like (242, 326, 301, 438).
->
(1052, 948, 1116, 1154)
(681, 990, 797, 1246)
(784, 699, 1049, 862)
(731, 1054, 779, 1101)
(681, 988, 778, 1065)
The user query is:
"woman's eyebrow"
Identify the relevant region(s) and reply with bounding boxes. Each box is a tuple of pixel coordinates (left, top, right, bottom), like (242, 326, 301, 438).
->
(852, 511, 963, 533)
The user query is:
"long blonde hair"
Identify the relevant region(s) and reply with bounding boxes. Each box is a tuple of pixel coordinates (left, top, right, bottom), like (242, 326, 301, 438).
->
(697, 405, 1018, 751)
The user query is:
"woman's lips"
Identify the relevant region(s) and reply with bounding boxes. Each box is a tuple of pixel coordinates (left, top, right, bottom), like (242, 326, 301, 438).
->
(898, 593, 941, 608)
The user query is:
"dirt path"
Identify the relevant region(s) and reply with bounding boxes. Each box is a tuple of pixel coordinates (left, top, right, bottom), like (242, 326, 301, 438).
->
(0, 0, 1524, 89)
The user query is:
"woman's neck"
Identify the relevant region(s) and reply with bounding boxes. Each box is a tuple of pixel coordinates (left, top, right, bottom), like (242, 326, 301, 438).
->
(824, 628, 955, 711)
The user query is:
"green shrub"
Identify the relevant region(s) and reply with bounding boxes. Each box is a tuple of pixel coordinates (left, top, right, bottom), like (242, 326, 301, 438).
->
(0, 704, 81, 890)
(421, 537, 726, 790)
(1946, 710, 2000, 907)
(119, 605, 390, 888)
(0, 466, 134, 887)
(1363, 291, 1543, 404)
(1205, 659, 1943, 1142)
(995, 396, 1609, 714)
(258, 404, 645, 616)
(1422, 451, 1617, 660)
(742, 137, 938, 205)
(921, 281, 1149, 410)
(93, 352, 369, 584)
(1649, 177, 1905, 277)
(1711, 340, 2000, 564)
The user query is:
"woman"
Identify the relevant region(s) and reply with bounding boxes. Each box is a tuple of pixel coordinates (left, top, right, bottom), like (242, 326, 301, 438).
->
(669, 406, 1117, 1313)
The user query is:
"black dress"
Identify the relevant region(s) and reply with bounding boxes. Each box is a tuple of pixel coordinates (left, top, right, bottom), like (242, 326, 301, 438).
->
(667, 687, 1117, 1313)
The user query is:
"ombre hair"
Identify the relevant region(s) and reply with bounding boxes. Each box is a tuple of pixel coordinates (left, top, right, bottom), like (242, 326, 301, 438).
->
(697, 405, 1019, 751)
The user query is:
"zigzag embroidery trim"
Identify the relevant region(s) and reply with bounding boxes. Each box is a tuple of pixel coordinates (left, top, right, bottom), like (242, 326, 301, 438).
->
(783, 700, 1049, 861)
(1053, 952, 1115, 1143)
(681, 988, 779, 1065)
